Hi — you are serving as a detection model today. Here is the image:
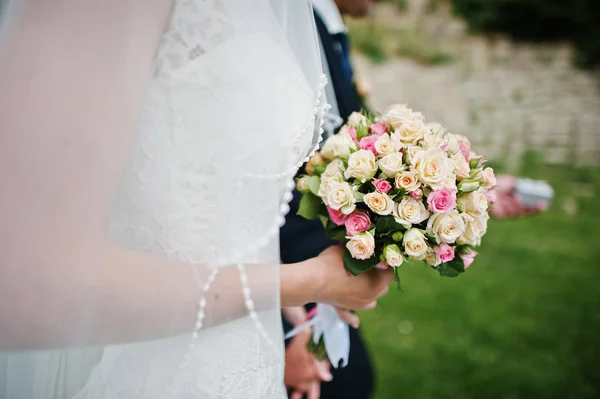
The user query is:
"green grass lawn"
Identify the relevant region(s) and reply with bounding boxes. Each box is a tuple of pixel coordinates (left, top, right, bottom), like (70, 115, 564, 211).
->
(360, 157, 600, 398)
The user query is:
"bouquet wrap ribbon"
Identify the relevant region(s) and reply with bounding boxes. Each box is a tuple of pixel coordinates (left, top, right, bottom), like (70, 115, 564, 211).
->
(284, 303, 350, 368)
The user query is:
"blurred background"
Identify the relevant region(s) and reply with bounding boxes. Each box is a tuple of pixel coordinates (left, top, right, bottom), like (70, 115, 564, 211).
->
(348, 1, 600, 398)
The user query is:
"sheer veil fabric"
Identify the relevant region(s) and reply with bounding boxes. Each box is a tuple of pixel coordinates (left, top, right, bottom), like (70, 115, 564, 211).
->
(0, 0, 327, 397)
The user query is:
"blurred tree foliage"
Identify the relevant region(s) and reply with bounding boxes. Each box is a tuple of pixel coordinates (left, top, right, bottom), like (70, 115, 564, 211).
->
(450, 0, 600, 68)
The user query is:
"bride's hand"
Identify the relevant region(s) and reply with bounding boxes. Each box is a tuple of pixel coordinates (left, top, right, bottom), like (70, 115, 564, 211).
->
(313, 245, 393, 310)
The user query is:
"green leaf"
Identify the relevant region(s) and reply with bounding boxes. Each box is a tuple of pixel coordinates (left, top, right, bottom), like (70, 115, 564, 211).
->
(436, 258, 466, 277)
(393, 266, 403, 292)
(306, 175, 321, 196)
(344, 249, 380, 276)
(319, 215, 329, 229)
(306, 334, 327, 362)
(325, 222, 347, 241)
(297, 193, 324, 220)
(391, 188, 406, 201)
(375, 215, 404, 236)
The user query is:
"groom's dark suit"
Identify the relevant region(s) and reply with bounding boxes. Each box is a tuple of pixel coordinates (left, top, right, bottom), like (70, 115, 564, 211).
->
(279, 11, 375, 399)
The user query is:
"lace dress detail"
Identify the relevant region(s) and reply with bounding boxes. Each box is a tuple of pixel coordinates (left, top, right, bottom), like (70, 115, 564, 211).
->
(75, 1, 329, 398)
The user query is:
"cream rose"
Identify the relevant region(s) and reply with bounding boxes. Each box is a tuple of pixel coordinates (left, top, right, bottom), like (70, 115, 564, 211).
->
(411, 148, 454, 190)
(427, 211, 466, 244)
(345, 150, 378, 182)
(425, 249, 441, 266)
(347, 111, 369, 128)
(346, 231, 376, 260)
(322, 158, 346, 180)
(395, 170, 421, 192)
(384, 244, 404, 267)
(320, 132, 357, 160)
(457, 213, 489, 246)
(326, 181, 356, 214)
(374, 133, 403, 156)
(296, 176, 311, 193)
(364, 192, 395, 215)
(403, 229, 429, 260)
(318, 177, 333, 201)
(421, 131, 445, 150)
(480, 167, 497, 189)
(394, 119, 426, 145)
(443, 133, 462, 155)
(382, 104, 413, 129)
(393, 196, 430, 228)
(452, 152, 470, 180)
(456, 188, 488, 217)
(404, 145, 424, 164)
(378, 153, 406, 178)
(443, 173, 458, 191)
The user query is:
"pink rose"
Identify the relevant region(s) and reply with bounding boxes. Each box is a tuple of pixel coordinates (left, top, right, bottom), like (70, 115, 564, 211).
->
(460, 251, 477, 269)
(359, 135, 379, 156)
(434, 243, 455, 263)
(427, 187, 457, 213)
(327, 206, 349, 226)
(373, 178, 392, 194)
(487, 189, 497, 205)
(370, 123, 387, 136)
(459, 142, 470, 162)
(345, 211, 371, 236)
(348, 127, 358, 142)
(411, 189, 423, 199)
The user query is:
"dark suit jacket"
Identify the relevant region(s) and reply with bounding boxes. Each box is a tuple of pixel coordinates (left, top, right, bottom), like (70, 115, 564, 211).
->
(279, 11, 375, 399)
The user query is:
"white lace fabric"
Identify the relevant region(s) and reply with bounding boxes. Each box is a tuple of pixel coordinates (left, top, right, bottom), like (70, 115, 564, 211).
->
(0, 0, 327, 398)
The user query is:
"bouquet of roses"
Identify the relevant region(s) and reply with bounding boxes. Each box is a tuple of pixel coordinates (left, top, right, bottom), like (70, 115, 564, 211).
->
(297, 104, 496, 288)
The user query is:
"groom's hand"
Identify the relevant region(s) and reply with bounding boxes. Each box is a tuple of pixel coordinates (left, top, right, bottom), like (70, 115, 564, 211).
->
(285, 329, 332, 399)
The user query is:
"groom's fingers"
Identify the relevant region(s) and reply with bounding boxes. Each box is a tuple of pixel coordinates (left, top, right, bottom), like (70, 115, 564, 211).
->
(307, 380, 320, 399)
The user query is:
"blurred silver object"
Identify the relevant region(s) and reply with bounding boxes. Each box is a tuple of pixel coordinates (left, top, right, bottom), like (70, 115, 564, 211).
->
(514, 178, 554, 207)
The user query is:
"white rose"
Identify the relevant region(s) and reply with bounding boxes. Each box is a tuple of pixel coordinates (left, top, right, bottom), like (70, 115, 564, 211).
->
(393, 196, 430, 228)
(320, 132, 357, 160)
(364, 192, 395, 215)
(452, 152, 470, 180)
(326, 181, 356, 214)
(345, 150, 378, 182)
(394, 119, 426, 145)
(395, 170, 421, 192)
(346, 231, 375, 260)
(411, 148, 454, 190)
(425, 249, 441, 266)
(457, 213, 489, 246)
(374, 133, 403, 156)
(427, 211, 466, 244)
(480, 167, 496, 189)
(443, 133, 461, 155)
(403, 228, 429, 260)
(405, 145, 424, 164)
(421, 131, 445, 150)
(425, 122, 447, 137)
(384, 244, 404, 267)
(348, 112, 369, 128)
(382, 104, 413, 129)
(378, 153, 406, 178)
(322, 158, 346, 180)
(456, 188, 488, 217)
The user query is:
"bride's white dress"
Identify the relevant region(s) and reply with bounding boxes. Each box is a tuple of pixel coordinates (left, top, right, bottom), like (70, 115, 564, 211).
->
(0, 0, 325, 398)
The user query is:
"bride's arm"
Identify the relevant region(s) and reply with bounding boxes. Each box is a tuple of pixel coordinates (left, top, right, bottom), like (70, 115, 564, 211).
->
(0, 0, 392, 350)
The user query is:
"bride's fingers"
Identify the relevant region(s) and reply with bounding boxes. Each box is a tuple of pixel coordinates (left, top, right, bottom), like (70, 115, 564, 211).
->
(290, 390, 304, 399)
(377, 284, 390, 298)
(307, 380, 321, 399)
(336, 308, 360, 329)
